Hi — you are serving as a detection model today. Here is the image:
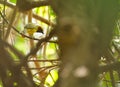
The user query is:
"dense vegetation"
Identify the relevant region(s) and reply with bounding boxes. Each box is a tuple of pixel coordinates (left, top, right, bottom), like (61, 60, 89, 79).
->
(0, 0, 120, 87)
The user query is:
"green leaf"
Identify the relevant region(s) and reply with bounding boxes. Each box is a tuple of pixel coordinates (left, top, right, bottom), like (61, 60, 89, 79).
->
(9, 0, 16, 3)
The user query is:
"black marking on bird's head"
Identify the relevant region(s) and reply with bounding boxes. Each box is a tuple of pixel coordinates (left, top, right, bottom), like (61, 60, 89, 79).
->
(37, 26, 44, 34)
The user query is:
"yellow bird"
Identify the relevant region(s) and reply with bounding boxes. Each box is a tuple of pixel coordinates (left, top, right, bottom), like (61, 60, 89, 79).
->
(24, 23, 44, 36)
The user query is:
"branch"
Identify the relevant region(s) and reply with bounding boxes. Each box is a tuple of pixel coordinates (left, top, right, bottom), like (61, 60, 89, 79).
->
(21, 28, 56, 66)
(0, 0, 15, 8)
(33, 14, 55, 27)
(0, 11, 39, 40)
(0, 39, 25, 60)
(28, 59, 60, 63)
(0, 11, 57, 43)
(16, 0, 51, 11)
(0, 1, 55, 26)
(99, 62, 120, 73)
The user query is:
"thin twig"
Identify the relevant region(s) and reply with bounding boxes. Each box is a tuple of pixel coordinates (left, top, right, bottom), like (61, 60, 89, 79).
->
(21, 28, 56, 66)
(109, 70, 115, 87)
(0, 11, 57, 42)
(0, 39, 25, 60)
(28, 59, 60, 62)
(5, 7, 17, 40)
(33, 13, 55, 27)
(32, 65, 58, 73)
(99, 62, 120, 73)
(0, 11, 38, 40)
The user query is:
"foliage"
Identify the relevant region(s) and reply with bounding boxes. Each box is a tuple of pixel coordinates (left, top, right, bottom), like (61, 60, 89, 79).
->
(0, 0, 120, 87)
(0, 0, 58, 87)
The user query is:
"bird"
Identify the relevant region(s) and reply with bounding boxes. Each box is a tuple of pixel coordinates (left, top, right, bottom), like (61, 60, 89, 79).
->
(24, 23, 44, 36)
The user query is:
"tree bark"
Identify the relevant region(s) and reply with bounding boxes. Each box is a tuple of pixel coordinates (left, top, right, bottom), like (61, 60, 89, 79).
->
(51, 0, 119, 87)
